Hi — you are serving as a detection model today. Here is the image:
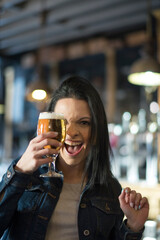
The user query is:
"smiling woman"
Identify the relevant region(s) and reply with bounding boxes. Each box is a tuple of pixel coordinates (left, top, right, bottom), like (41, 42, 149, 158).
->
(54, 98, 91, 177)
(0, 75, 149, 240)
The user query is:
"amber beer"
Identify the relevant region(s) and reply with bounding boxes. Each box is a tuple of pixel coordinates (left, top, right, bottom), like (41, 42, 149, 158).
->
(37, 112, 66, 149)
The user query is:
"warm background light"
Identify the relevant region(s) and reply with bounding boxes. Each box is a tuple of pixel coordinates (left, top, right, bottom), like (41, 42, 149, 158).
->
(128, 71, 160, 86)
(31, 89, 47, 101)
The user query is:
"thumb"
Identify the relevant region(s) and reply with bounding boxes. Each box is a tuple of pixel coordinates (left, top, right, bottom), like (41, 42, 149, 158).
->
(119, 189, 126, 203)
(119, 188, 125, 200)
(119, 188, 130, 208)
(119, 189, 124, 208)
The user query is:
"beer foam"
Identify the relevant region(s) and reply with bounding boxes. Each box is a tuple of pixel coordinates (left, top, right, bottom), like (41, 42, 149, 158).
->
(39, 112, 65, 119)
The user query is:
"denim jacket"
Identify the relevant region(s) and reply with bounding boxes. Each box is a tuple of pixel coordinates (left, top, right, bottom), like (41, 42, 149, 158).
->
(0, 159, 143, 240)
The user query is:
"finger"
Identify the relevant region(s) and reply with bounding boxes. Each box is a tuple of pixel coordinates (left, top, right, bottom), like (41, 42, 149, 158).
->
(124, 187, 131, 203)
(35, 138, 62, 150)
(35, 148, 59, 158)
(119, 187, 131, 204)
(119, 189, 127, 210)
(33, 132, 58, 143)
(119, 188, 125, 199)
(130, 192, 142, 210)
(140, 197, 149, 209)
(49, 139, 62, 149)
(134, 193, 142, 210)
(129, 190, 136, 208)
(38, 156, 53, 164)
(45, 146, 60, 156)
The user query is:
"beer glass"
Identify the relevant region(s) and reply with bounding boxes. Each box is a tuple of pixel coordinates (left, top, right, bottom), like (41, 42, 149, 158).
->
(37, 112, 66, 177)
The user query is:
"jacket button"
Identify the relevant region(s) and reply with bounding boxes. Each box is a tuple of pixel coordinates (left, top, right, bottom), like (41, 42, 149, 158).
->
(83, 229, 90, 236)
(7, 170, 11, 178)
(80, 203, 87, 208)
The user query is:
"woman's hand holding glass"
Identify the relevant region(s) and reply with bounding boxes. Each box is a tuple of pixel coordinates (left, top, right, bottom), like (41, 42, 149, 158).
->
(37, 112, 66, 177)
(15, 131, 62, 174)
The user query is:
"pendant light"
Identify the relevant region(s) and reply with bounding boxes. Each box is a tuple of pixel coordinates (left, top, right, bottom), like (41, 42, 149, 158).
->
(26, 0, 51, 102)
(26, 64, 51, 102)
(128, 0, 160, 86)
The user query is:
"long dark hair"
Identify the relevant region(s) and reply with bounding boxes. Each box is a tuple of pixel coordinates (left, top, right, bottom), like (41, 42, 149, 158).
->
(47, 76, 113, 188)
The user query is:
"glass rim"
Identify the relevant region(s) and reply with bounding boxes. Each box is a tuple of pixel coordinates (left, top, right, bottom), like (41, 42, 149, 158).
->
(39, 111, 65, 119)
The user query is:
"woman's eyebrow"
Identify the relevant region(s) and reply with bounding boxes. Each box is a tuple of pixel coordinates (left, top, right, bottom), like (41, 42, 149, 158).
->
(78, 117, 91, 120)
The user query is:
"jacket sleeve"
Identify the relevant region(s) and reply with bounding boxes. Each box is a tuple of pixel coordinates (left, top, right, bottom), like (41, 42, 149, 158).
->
(119, 219, 144, 240)
(0, 159, 31, 237)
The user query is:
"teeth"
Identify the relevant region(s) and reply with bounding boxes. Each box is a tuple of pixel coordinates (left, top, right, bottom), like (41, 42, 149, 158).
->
(65, 142, 82, 146)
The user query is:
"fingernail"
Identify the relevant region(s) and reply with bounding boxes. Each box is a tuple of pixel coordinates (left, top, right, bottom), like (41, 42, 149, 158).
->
(130, 202, 134, 208)
(121, 188, 124, 193)
(138, 205, 141, 210)
(54, 132, 58, 136)
(125, 189, 128, 193)
(135, 206, 138, 210)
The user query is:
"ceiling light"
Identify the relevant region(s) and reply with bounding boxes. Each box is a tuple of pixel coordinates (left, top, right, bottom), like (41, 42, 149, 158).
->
(128, 70, 160, 86)
(31, 89, 47, 101)
(26, 67, 51, 102)
(128, 0, 160, 86)
(26, 1, 51, 103)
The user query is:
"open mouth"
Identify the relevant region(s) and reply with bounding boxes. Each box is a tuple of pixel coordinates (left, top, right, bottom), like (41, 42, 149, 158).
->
(64, 142, 83, 156)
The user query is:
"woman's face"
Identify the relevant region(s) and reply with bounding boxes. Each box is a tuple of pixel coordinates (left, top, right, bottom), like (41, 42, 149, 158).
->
(54, 98, 91, 169)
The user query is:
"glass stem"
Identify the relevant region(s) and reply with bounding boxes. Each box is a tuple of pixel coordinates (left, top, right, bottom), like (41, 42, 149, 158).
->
(52, 154, 57, 172)
(48, 162, 52, 174)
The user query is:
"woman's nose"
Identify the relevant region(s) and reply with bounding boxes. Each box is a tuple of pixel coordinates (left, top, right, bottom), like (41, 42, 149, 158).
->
(66, 124, 79, 137)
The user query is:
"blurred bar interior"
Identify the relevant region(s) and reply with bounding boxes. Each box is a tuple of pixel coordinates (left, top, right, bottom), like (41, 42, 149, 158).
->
(1, 0, 160, 229)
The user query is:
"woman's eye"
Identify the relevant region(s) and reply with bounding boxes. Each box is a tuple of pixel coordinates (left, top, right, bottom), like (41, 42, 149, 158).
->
(80, 121, 90, 125)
